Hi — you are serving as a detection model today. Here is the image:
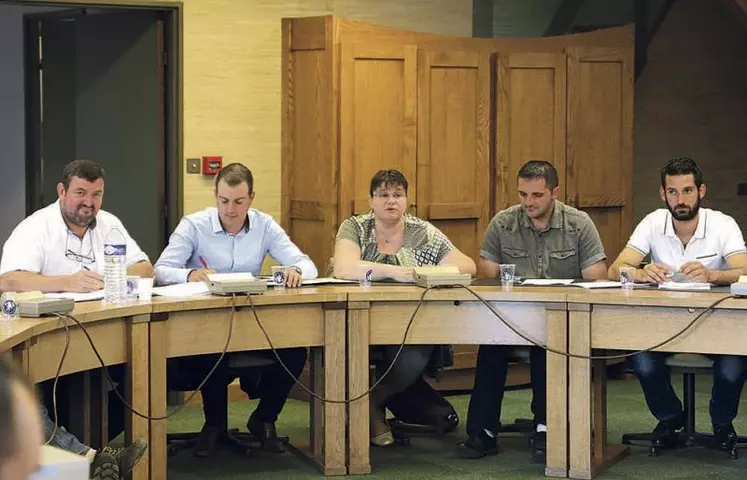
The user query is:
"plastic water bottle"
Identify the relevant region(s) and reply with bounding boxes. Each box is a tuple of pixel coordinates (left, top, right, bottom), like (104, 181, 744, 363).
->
(104, 227, 127, 304)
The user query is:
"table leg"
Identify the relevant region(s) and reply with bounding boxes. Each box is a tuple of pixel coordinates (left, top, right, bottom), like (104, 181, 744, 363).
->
(546, 304, 569, 477)
(347, 301, 371, 475)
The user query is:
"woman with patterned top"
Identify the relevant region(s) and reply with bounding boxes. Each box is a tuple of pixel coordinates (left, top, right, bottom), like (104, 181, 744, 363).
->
(333, 169, 476, 447)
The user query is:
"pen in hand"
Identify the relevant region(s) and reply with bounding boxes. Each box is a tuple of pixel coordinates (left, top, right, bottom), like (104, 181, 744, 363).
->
(189, 255, 215, 283)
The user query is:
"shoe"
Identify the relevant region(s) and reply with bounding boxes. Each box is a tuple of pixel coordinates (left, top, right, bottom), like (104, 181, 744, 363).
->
(651, 417, 683, 450)
(530, 431, 547, 464)
(247, 411, 285, 453)
(100, 439, 148, 474)
(90, 450, 120, 480)
(194, 424, 222, 457)
(714, 424, 739, 459)
(371, 430, 395, 447)
(456, 429, 499, 459)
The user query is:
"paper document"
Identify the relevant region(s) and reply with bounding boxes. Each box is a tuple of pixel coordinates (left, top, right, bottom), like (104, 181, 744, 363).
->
(658, 281, 711, 291)
(206, 272, 255, 281)
(574, 281, 623, 289)
(299, 277, 357, 285)
(521, 279, 574, 286)
(46, 290, 105, 302)
(259, 276, 359, 286)
(151, 282, 211, 297)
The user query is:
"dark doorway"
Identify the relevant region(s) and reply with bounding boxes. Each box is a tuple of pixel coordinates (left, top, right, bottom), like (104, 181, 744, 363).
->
(22, 2, 181, 263)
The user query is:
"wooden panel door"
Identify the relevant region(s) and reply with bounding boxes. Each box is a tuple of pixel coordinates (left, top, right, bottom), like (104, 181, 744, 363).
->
(416, 50, 491, 261)
(340, 44, 418, 220)
(566, 47, 634, 262)
(282, 19, 337, 275)
(416, 50, 490, 376)
(495, 53, 567, 212)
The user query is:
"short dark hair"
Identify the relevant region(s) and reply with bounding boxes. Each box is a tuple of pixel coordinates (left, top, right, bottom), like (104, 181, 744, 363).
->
(0, 357, 37, 462)
(517, 160, 559, 190)
(660, 157, 703, 188)
(61, 160, 106, 190)
(369, 169, 409, 197)
(215, 163, 254, 193)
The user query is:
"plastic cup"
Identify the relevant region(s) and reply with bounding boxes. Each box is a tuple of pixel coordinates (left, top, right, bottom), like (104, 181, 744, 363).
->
(137, 277, 154, 301)
(359, 264, 373, 288)
(271, 265, 286, 289)
(619, 267, 636, 290)
(126, 275, 140, 300)
(499, 264, 516, 288)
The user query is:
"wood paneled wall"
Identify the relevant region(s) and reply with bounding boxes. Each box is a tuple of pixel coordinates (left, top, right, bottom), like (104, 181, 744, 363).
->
(283, 16, 635, 273)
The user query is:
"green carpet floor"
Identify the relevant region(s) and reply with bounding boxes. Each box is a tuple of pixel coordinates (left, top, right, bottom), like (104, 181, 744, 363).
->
(164, 375, 747, 479)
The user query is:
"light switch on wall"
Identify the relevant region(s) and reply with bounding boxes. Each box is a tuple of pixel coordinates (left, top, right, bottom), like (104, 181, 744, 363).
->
(186, 158, 200, 174)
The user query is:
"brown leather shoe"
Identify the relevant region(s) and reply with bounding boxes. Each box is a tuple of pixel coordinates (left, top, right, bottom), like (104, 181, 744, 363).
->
(194, 424, 222, 457)
(247, 411, 285, 453)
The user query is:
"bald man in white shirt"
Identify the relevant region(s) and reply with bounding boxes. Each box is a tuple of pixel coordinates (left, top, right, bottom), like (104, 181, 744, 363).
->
(609, 157, 747, 456)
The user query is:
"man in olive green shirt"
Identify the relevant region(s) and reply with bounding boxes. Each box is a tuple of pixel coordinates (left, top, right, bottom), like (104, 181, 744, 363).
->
(458, 161, 608, 464)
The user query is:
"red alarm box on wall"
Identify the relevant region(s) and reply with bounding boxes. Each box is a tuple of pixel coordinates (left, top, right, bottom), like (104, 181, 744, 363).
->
(201, 156, 222, 175)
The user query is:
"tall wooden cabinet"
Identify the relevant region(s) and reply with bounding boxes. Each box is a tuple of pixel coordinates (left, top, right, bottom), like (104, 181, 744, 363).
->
(281, 15, 634, 381)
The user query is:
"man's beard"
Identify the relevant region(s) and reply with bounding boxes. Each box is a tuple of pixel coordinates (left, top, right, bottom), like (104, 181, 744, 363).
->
(62, 205, 95, 228)
(666, 196, 700, 221)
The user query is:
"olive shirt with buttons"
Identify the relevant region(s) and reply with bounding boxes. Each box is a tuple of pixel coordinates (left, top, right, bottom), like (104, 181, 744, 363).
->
(480, 200, 607, 279)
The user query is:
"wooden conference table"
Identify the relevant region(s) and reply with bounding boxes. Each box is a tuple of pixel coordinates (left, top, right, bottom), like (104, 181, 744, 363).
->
(2, 283, 736, 479)
(0, 289, 349, 480)
(565, 287, 747, 479)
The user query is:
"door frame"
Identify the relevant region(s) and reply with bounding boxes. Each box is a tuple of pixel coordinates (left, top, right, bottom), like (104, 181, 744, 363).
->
(19, 0, 183, 245)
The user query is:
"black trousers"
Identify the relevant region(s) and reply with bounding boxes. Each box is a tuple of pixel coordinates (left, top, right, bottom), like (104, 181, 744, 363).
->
(196, 348, 308, 427)
(465, 345, 546, 435)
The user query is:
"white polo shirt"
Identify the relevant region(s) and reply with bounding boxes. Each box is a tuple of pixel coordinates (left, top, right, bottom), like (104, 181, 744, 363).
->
(626, 208, 746, 271)
(0, 200, 149, 276)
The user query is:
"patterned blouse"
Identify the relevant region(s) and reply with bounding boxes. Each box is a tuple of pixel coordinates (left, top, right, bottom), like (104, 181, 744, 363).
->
(336, 212, 455, 267)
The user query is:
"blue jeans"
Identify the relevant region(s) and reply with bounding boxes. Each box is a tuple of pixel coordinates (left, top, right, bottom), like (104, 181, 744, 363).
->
(630, 352, 747, 427)
(41, 405, 89, 455)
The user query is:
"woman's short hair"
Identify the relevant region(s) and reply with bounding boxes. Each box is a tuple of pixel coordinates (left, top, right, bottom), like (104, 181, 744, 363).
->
(369, 169, 409, 197)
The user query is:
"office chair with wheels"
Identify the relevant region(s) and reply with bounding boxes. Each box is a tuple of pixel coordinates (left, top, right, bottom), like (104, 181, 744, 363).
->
(166, 353, 289, 456)
(622, 353, 747, 459)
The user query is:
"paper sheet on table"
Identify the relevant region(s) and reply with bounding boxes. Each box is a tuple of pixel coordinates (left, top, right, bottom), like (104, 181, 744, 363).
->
(46, 290, 105, 302)
(658, 281, 711, 291)
(300, 277, 357, 285)
(260, 277, 358, 286)
(152, 282, 211, 297)
(521, 279, 574, 286)
(574, 281, 623, 289)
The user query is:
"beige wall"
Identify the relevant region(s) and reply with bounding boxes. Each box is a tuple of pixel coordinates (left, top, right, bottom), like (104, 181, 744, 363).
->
(173, 0, 472, 220)
(634, 0, 747, 231)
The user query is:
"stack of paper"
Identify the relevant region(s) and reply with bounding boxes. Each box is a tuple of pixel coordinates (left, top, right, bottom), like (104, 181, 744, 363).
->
(574, 281, 623, 289)
(46, 290, 105, 302)
(521, 279, 574, 286)
(658, 281, 711, 291)
(151, 282, 211, 297)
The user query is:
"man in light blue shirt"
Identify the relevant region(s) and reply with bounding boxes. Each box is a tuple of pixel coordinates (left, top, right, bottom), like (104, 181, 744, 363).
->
(155, 163, 316, 457)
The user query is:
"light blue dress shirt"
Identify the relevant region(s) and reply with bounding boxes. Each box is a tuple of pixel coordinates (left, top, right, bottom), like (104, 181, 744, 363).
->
(154, 207, 317, 285)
